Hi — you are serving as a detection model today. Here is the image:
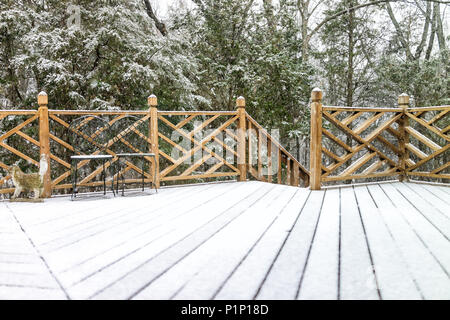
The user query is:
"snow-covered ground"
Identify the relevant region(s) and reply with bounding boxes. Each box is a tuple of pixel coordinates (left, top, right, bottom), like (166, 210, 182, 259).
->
(0, 181, 449, 300)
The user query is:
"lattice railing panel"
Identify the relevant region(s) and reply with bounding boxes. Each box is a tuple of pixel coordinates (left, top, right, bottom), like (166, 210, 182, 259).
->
(1, 92, 447, 196)
(320, 108, 403, 182)
(157, 111, 240, 183)
(0, 111, 41, 195)
(404, 107, 449, 180)
(48, 111, 152, 193)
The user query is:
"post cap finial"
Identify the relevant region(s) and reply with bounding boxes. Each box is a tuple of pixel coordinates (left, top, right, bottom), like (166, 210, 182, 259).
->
(398, 93, 410, 106)
(311, 88, 323, 102)
(236, 96, 246, 108)
(38, 91, 48, 106)
(148, 94, 157, 107)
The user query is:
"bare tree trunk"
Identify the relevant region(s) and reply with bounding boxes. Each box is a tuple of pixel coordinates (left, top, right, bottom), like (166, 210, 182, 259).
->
(143, 0, 167, 36)
(414, 1, 432, 59)
(386, 2, 414, 61)
(263, 0, 276, 34)
(425, 2, 438, 60)
(297, 0, 311, 62)
(346, 1, 355, 108)
(345, 1, 356, 184)
(435, 3, 447, 53)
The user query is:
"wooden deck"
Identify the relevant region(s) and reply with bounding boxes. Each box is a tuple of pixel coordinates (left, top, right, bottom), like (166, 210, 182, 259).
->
(0, 181, 449, 300)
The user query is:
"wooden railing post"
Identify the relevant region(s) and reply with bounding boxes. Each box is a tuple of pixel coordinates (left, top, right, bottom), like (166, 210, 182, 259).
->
(310, 88, 323, 190)
(148, 94, 160, 188)
(293, 162, 300, 187)
(38, 91, 52, 198)
(237, 96, 247, 182)
(398, 93, 410, 182)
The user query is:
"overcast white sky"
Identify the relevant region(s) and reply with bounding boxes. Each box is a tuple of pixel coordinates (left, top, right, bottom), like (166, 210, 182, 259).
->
(152, 0, 170, 16)
(152, 0, 192, 17)
(153, 0, 448, 35)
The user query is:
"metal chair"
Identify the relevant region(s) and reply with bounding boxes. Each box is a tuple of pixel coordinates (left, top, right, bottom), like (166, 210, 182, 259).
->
(68, 115, 115, 199)
(109, 115, 157, 196)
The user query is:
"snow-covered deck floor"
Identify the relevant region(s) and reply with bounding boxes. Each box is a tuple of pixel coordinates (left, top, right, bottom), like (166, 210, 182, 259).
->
(0, 180, 449, 300)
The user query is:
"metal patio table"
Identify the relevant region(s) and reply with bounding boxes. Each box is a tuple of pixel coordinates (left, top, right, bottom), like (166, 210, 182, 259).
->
(71, 154, 114, 200)
(114, 152, 158, 196)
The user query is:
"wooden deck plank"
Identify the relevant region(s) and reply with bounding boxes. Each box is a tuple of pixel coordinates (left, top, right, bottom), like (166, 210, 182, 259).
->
(212, 188, 311, 300)
(69, 182, 274, 299)
(380, 183, 450, 272)
(255, 191, 325, 300)
(422, 183, 450, 202)
(370, 184, 450, 299)
(0, 286, 67, 300)
(297, 188, 340, 299)
(12, 183, 204, 228)
(405, 183, 450, 219)
(0, 238, 36, 255)
(0, 203, 68, 298)
(88, 182, 274, 300)
(394, 183, 450, 237)
(0, 261, 50, 275)
(133, 185, 296, 300)
(83, 184, 284, 299)
(55, 185, 239, 288)
(0, 272, 60, 289)
(33, 184, 224, 253)
(436, 185, 450, 195)
(406, 183, 450, 210)
(9, 197, 116, 227)
(353, 186, 421, 299)
(1, 181, 449, 300)
(0, 253, 43, 265)
(14, 184, 200, 239)
(339, 186, 379, 300)
(172, 186, 300, 300)
(47, 183, 243, 281)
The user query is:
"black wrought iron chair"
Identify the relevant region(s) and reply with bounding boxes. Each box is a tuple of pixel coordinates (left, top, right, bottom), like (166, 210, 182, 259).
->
(68, 115, 115, 199)
(109, 115, 157, 196)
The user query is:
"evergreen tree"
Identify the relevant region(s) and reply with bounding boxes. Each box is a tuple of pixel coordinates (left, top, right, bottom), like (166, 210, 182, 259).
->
(0, 0, 201, 110)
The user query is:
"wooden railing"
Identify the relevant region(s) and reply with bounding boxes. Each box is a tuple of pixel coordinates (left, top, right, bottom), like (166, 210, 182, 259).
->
(0, 109, 41, 195)
(0, 93, 309, 197)
(2, 89, 446, 196)
(246, 113, 309, 187)
(48, 109, 154, 193)
(310, 88, 450, 189)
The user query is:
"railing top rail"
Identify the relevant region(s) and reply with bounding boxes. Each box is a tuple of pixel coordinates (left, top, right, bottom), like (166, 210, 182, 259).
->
(46, 110, 239, 116)
(49, 110, 148, 115)
(2, 105, 447, 116)
(323, 106, 403, 112)
(407, 106, 450, 112)
(323, 105, 450, 112)
(158, 111, 238, 116)
(0, 110, 37, 115)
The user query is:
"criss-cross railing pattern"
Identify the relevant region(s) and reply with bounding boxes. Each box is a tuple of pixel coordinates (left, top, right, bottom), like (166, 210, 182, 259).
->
(0, 110, 40, 195)
(1, 90, 448, 196)
(48, 110, 154, 192)
(309, 88, 449, 189)
(404, 106, 449, 180)
(0, 95, 309, 197)
(320, 107, 403, 182)
(157, 111, 241, 183)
